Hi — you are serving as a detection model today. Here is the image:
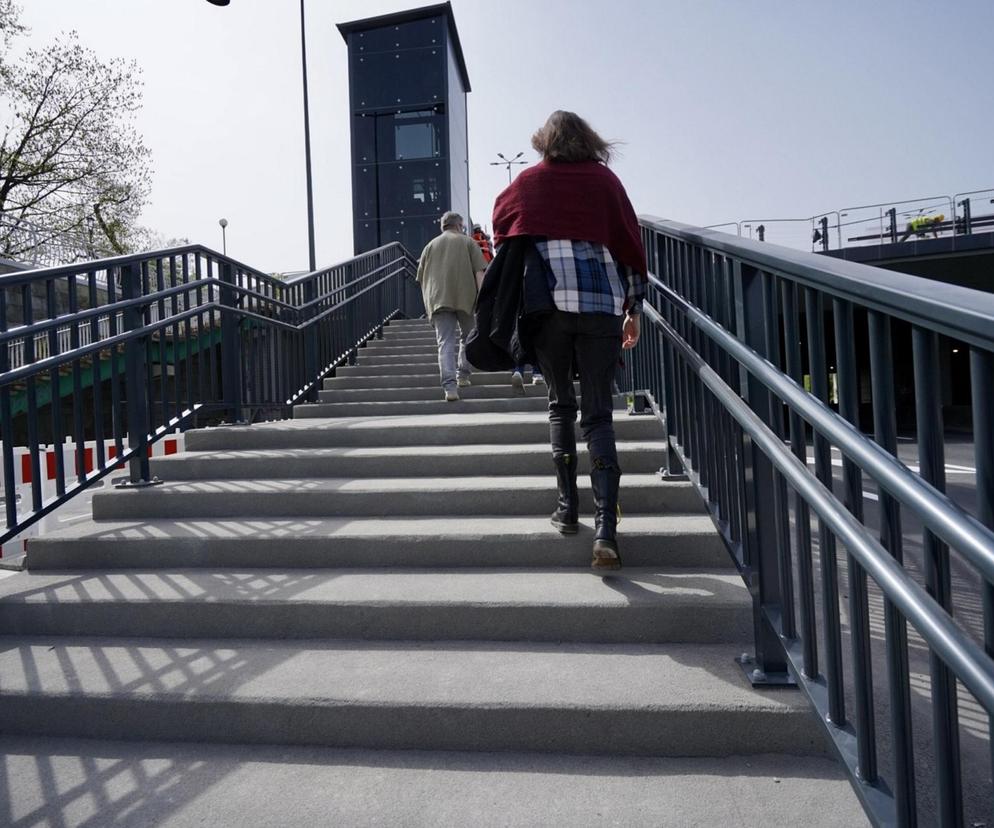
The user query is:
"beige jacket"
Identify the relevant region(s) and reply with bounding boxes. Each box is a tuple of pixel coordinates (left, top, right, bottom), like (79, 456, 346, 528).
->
(416, 229, 486, 318)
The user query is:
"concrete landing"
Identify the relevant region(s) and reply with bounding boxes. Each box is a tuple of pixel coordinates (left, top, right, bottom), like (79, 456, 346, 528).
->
(0, 737, 869, 827)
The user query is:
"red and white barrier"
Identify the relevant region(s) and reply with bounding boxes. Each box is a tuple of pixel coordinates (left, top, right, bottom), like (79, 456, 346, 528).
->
(0, 434, 185, 559)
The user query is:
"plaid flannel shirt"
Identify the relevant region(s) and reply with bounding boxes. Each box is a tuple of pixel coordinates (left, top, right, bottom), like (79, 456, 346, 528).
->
(535, 239, 645, 317)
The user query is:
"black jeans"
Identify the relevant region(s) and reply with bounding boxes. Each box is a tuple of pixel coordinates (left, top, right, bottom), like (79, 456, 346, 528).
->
(532, 310, 623, 469)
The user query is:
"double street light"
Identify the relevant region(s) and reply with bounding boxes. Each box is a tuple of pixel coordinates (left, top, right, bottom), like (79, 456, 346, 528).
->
(490, 152, 527, 185)
(206, 0, 317, 272)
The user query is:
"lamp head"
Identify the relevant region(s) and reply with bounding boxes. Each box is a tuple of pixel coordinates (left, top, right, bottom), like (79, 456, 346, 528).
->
(219, 218, 228, 228)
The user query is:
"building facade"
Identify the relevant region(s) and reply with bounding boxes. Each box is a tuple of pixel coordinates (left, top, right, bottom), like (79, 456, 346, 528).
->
(338, 3, 471, 257)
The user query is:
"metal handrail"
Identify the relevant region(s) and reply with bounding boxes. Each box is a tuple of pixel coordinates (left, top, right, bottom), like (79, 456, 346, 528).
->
(650, 272, 994, 582)
(629, 215, 994, 826)
(646, 300, 994, 714)
(0, 241, 423, 545)
(641, 216, 994, 349)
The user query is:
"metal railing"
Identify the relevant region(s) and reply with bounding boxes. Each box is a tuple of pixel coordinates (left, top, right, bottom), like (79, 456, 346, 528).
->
(0, 242, 422, 545)
(709, 186, 994, 253)
(625, 216, 994, 826)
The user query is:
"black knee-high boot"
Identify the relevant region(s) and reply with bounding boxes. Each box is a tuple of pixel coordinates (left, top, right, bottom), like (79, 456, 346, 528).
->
(590, 461, 621, 569)
(551, 452, 579, 534)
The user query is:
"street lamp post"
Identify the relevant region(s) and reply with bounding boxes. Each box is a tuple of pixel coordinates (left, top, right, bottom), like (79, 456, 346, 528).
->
(490, 152, 527, 185)
(206, 0, 316, 272)
(219, 218, 228, 255)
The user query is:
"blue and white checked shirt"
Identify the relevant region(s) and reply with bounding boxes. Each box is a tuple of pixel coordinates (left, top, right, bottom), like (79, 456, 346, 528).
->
(535, 239, 645, 317)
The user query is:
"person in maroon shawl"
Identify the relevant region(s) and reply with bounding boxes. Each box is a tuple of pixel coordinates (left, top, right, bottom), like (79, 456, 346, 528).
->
(492, 111, 647, 570)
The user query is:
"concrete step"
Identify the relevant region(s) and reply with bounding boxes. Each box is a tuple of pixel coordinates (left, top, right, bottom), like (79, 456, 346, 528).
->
(318, 382, 550, 402)
(324, 371, 530, 390)
(362, 340, 438, 352)
(375, 334, 437, 346)
(0, 637, 825, 756)
(359, 345, 438, 358)
(0, 736, 870, 828)
(89, 474, 703, 520)
(0, 568, 751, 644)
(357, 353, 439, 366)
(184, 412, 663, 450)
(151, 442, 667, 480)
(384, 318, 430, 328)
(337, 362, 472, 377)
(26, 515, 728, 570)
(295, 394, 595, 418)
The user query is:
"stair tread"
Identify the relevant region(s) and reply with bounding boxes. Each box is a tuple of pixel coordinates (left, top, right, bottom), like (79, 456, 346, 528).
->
(295, 397, 561, 416)
(0, 637, 808, 714)
(93, 474, 686, 496)
(0, 567, 748, 609)
(158, 442, 668, 462)
(0, 736, 868, 828)
(32, 513, 717, 543)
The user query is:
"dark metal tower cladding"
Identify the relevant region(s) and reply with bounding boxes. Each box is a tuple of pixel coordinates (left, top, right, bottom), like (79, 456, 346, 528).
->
(338, 3, 472, 257)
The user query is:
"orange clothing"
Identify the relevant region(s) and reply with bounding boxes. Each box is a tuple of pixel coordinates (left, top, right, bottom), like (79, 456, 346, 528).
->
(472, 231, 494, 263)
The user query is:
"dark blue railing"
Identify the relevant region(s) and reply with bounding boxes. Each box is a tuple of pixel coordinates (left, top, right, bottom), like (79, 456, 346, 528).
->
(0, 242, 421, 545)
(625, 216, 994, 827)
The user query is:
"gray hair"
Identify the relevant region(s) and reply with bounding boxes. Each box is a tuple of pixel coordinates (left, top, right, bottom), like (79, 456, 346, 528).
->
(440, 211, 463, 230)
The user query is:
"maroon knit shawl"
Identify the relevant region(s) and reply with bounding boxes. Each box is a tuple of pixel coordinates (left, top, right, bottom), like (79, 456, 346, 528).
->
(492, 160, 647, 276)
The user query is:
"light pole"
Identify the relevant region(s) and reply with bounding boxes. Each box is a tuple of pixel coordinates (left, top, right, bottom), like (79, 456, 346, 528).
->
(490, 152, 527, 185)
(206, 0, 316, 272)
(219, 218, 228, 255)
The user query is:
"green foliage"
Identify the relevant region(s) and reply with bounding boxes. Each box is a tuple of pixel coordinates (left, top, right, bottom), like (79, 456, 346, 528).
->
(0, 7, 153, 263)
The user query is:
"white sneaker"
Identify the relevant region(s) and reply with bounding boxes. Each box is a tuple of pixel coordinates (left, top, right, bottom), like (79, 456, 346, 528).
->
(511, 370, 524, 389)
(532, 373, 546, 386)
(444, 388, 460, 402)
(457, 377, 471, 387)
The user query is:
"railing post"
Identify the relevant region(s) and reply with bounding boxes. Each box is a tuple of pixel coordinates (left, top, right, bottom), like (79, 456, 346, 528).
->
(732, 261, 792, 685)
(117, 262, 158, 487)
(219, 261, 244, 423)
(303, 277, 319, 401)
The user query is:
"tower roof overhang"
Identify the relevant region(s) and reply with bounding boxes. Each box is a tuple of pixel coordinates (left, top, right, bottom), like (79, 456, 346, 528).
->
(337, 2, 471, 93)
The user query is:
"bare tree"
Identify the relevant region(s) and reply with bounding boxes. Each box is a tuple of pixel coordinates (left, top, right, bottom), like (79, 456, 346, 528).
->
(0, 5, 152, 263)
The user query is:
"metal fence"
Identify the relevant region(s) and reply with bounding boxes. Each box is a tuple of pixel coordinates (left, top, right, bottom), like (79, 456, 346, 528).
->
(625, 216, 994, 826)
(707, 186, 994, 253)
(0, 242, 422, 545)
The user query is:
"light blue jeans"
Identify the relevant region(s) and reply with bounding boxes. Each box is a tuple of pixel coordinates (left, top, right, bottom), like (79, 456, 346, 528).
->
(431, 309, 474, 389)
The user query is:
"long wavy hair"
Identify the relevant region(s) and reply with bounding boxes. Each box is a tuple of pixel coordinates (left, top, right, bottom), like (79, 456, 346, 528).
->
(531, 110, 615, 164)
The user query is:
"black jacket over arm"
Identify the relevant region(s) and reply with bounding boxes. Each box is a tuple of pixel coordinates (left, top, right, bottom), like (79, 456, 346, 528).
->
(465, 236, 553, 372)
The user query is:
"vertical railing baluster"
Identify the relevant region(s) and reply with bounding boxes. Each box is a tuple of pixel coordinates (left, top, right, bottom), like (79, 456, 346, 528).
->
(0, 289, 16, 530)
(120, 262, 153, 485)
(88, 273, 106, 471)
(734, 260, 790, 681)
(834, 298, 877, 783)
(763, 272, 795, 640)
(782, 280, 818, 678)
(22, 285, 42, 511)
(45, 279, 67, 497)
(969, 346, 994, 784)
(805, 286, 846, 724)
(67, 276, 86, 482)
(912, 325, 963, 826)
(106, 268, 125, 460)
(868, 309, 916, 824)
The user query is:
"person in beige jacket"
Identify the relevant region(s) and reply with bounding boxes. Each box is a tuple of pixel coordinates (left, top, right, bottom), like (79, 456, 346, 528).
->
(416, 211, 487, 401)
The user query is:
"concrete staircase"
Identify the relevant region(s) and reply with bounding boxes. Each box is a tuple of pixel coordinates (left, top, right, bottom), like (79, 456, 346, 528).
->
(0, 318, 866, 826)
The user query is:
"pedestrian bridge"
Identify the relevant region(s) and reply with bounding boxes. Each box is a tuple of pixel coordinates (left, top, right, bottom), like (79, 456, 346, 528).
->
(0, 220, 992, 826)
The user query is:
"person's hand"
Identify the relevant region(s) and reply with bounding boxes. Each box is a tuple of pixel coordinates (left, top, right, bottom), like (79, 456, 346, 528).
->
(622, 312, 640, 350)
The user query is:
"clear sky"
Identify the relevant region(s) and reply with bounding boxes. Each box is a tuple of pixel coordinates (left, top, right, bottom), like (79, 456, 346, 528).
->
(10, 0, 994, 272)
